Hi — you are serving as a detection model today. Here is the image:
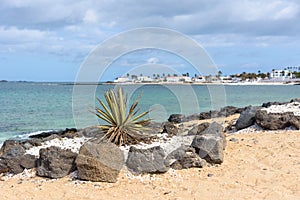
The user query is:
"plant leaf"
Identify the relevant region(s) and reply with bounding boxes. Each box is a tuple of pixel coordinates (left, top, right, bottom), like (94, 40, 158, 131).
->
(94, 86, 151, 146)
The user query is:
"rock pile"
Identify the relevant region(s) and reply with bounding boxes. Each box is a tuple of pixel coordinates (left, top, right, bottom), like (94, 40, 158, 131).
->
(231, 100, 300, 131)
(1, 99, 299, 183)
(0, 120, 226, 182)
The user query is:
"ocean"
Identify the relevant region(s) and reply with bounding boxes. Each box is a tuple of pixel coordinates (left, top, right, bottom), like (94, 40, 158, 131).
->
(0, 82, 299, 143)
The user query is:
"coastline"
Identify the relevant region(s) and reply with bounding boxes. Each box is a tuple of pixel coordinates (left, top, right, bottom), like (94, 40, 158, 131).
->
(103, 81, 300, 86)
(1, 83, 299, 146)
(0, 99, 300, 200)
(2, 80, 299, 86)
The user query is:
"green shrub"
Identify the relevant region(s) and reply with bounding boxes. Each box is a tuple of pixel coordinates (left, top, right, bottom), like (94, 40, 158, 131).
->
(94, 87, 151, 146)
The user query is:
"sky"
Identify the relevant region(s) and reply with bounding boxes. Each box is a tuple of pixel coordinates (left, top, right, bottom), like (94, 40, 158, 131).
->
(1, 0, 300, 81)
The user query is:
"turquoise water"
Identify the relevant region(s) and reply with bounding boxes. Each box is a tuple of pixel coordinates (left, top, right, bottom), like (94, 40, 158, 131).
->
(0, 82, 299, 143)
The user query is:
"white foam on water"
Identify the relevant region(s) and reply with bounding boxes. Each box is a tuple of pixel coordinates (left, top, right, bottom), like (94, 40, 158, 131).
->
(0, 130, 55, 147)
(15, 130, 55, 140)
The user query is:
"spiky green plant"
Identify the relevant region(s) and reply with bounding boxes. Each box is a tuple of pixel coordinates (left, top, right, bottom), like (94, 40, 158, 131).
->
(94, 87, 151, 146)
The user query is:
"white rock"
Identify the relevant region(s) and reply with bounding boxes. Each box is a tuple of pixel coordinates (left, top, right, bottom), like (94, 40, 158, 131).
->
(120, 133, 194, 160)
(262, 102, 300, 116)
(234, 124, 263, 134)
(25, 137, 90, 157)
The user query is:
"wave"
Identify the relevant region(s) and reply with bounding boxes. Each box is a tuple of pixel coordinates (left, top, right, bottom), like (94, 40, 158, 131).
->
(0, 130, 55, 147)
(15, 130, 55, 139)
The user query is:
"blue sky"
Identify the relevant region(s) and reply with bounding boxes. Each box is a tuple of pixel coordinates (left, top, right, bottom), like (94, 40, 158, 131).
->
(1, 0, 300, 81)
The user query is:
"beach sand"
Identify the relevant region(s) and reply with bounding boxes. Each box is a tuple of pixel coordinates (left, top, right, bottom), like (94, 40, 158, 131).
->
(1, 130, 299, 200)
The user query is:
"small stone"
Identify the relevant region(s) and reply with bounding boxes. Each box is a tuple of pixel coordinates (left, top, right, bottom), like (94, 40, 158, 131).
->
(162, 122, 178, 137)
(229, 138, 238, 142)
(187, 122, 210, 136)
(165, 146, 206, 170)
(126, 146, 169, 174)
(168, 114, 186, 123)
(207, 173, 214, 177)
(252, 139, 258, 144)
(191, 135, 224, 164)
(22, 142, 33, 150)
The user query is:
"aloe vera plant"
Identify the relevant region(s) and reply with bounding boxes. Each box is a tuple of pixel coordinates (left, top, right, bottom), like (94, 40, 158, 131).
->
(94, 87, 151, 146)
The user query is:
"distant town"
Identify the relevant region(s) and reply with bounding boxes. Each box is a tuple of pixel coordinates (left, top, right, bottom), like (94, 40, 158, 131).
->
(113, 67, 300, 84)
(1, 67, 300, 85)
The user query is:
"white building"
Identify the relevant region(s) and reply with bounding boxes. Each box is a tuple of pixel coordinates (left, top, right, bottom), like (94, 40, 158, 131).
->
(137, 76, 153, 82)
(205, 75, 219, 82)
(166, 76, 192, 82)
(220, 76, 233, 83)
(270, 70, 292, 79)
(166, 76, 180, 82)
(231, 77, 241, 83)
(193, 76, 206, 82)
(182, 76, 192, 82)
(114, 77, 130, 83)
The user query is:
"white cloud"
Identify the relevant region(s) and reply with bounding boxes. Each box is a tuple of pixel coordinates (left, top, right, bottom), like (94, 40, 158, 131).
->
(231, 0, 299, 21)
(64, 25, 82, 32)
(147, 57, 159, 64)
(83, 10, 98, 24)
(195, 33, 300, 48)
(0, 26, 95, 63)
(0, 1, 299, 37)
(273, 3, 299, 20)
(0, 26, 57, 43)
(1, 0, 298, 35)
(0, 0, 299, 63)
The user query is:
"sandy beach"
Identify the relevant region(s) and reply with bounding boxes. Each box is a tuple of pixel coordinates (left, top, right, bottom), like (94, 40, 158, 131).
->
(1, 129, 299, 200)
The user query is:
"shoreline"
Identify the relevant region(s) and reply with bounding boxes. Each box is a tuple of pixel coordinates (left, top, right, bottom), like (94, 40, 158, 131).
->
(1, 98, 299, 145)
(109, 82, 299, 86)
(2, 81, 299, 86)
(0, 100, 300, 199)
